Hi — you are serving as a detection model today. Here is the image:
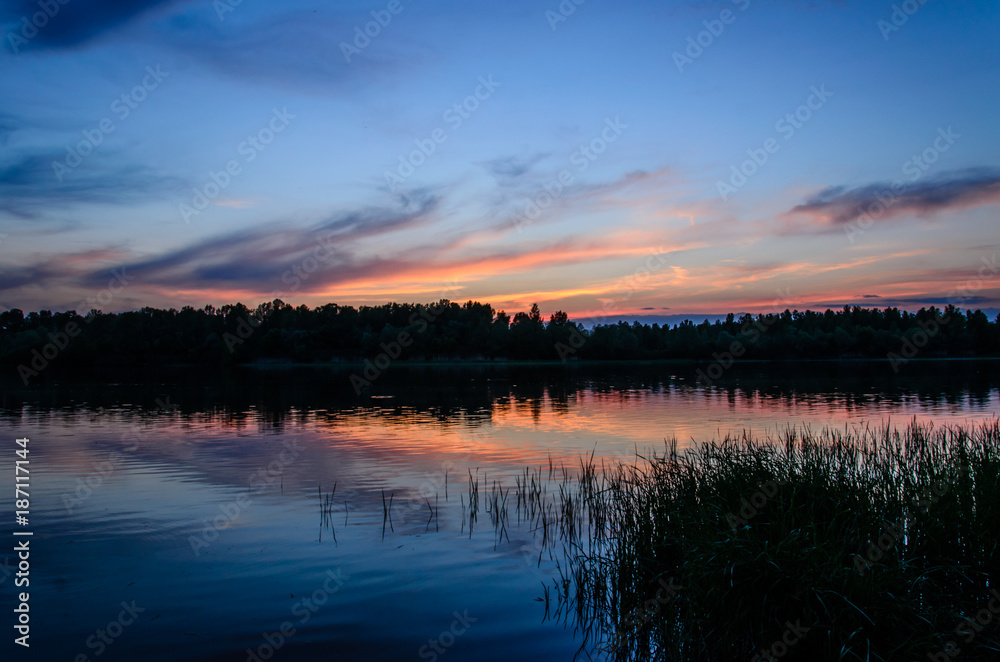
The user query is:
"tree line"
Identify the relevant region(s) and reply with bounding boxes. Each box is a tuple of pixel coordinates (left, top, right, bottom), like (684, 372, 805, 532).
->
(2, 300, 998, 381)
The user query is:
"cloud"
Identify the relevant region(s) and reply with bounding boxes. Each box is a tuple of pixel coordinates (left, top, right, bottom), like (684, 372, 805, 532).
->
(1, 0, 188, 50)
(484, 166, 673, 232)
(480, 153, 550, 183)
(82, 192, 442, 290)
(787, 168, 1000, 227)
(0, 247, 130, 293)
(3, 1, 422, 92)
(157, 7, 425, 92)
(0, 150, 184, 219)
(0, 187, 686, 310)
(0, 192, 445, 306)
(569, 168, 671, 200)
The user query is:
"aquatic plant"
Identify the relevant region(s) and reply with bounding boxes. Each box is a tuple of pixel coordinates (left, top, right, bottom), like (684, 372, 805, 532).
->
(518, 421, 1000, 661)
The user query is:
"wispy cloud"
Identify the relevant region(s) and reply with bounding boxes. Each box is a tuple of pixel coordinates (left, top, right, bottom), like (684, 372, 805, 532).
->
(479, 152, 551, 184)
(482, 165, 674, 232)
(0, 247, 130, 292)
(0, 189, 689, 310)
(99, 192, 440, 290)
(158, 7, 426, 92)
(0, 193, 444, 306)
(0, 150, 184, 219)
(786, 168, 1000, 227)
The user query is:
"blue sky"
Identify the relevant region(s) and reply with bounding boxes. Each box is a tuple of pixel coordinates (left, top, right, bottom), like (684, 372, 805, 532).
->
(1, 0, 999, 321)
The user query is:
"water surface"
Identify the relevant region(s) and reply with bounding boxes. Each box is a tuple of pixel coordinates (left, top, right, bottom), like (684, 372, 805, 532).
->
(1, 361, 998, 661)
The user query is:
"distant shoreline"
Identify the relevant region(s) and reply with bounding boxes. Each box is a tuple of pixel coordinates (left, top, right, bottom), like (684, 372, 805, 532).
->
(238, 356, 1000, 369)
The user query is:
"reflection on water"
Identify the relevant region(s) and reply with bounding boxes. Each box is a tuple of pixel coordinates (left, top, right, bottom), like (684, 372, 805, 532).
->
(0, 361, 997, 660)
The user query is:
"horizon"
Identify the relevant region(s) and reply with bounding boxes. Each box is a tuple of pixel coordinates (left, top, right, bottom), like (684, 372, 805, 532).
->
(5, 297, 997, 332)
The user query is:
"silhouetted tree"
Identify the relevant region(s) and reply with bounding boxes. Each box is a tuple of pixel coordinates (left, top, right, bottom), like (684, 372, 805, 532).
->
(2, 301, 997, 381)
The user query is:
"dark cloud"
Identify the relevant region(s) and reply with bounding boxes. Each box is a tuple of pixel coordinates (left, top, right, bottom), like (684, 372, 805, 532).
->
(788, 168, 1000, 226)
(0, 258, 69, 292)
(73, 193, 442, 292)
(0, 150, 185, 218)
(0, 193, 442, 299)
(1, 0, 187, 50)
(3, 2, 418, 92)
(480, 153, 550, 183)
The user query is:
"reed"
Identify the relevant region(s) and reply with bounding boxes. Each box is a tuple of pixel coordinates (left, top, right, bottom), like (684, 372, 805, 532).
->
(518, 420, 1000, 661)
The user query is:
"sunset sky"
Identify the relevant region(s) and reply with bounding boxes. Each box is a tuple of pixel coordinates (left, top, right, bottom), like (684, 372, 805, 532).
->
(1, 0, 999, 323)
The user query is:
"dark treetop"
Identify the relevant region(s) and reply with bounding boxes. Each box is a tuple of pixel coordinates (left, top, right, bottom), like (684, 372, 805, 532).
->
(2, 301, 998, 376)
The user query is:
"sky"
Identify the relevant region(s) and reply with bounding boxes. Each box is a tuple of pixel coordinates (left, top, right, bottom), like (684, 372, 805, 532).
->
(1, 0, 999, 323)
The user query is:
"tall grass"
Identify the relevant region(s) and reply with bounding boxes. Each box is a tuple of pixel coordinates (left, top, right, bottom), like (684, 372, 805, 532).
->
(522, 421, 1000, 661)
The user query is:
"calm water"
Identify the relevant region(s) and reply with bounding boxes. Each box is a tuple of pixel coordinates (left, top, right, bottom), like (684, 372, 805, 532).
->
(1, 361, 998, 661)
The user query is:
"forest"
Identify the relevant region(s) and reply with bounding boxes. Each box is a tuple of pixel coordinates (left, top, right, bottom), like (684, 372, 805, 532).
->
(2, 300, 998, 382)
